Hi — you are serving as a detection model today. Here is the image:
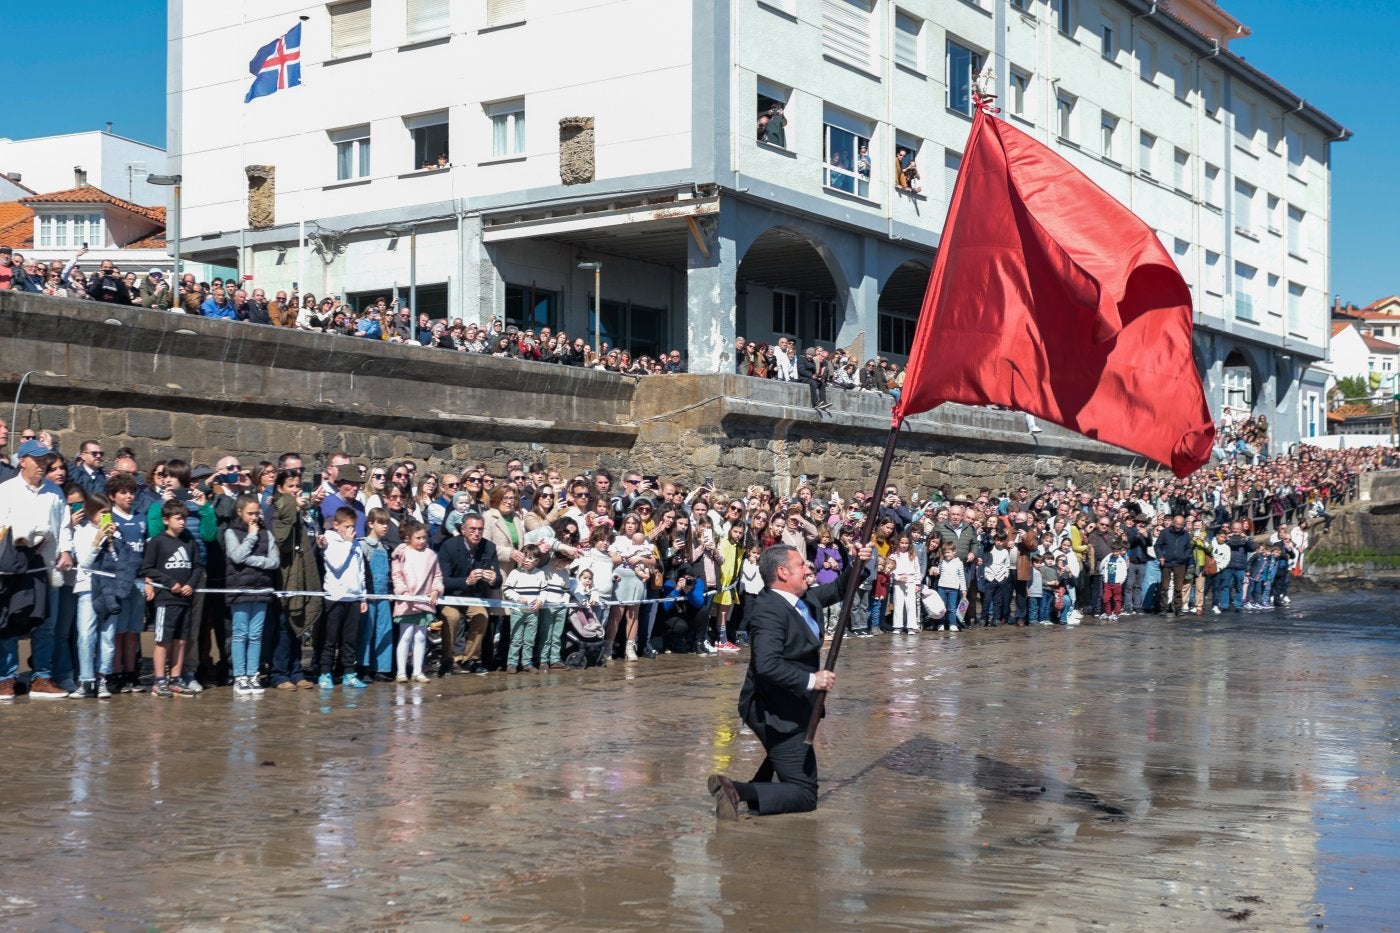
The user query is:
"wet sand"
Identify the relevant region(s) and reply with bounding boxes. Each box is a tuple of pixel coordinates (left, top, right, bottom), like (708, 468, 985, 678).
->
(2, 591, 1397, 930)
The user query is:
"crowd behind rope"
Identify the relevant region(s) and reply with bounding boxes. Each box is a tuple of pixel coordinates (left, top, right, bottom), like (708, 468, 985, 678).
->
(0, 415, 1394, 702)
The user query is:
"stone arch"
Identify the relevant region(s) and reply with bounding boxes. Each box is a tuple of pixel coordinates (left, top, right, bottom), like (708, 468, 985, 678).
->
(875, 258, 933, 360)
(736, 224, 850, 349)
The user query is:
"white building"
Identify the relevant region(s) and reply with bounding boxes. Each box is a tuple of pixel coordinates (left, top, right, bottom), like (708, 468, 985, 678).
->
(168, 0, 1348, 449)
(0, 131, 167, 208)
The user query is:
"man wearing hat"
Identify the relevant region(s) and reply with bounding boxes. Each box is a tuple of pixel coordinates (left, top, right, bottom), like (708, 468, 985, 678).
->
(138, 269, 173, 310)
(320, 461, 368, 537)
(0, 439, 72, 700)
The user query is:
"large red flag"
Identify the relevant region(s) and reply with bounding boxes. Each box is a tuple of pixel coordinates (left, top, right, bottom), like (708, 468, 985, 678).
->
(894, 105, 1215, 477)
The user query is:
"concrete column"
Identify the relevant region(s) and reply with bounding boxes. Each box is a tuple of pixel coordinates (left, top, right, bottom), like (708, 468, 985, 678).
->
(686, 212, 738, 374)
(841, 271, 879, 361)
(456, 213, 498, 324)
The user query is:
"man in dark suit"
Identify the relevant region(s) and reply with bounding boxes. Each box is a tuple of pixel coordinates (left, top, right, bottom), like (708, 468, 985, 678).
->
(708, 541, 870, 819)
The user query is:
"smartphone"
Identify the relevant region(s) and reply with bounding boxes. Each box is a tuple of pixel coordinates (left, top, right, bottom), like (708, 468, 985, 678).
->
(642, 474, 658, 486)
(99, 512, 112, 529)
(81, 242, 88, 249)
(705, 476, 714, 487)
(292, 281, 299, 290)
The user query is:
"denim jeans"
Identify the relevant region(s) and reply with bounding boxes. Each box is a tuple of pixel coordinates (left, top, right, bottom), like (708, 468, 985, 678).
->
(358, 599, 394, 674)
(29, 585, 77, 682)
(75, 592, 116, 682)
(0, 637, 18, 682)
(269, 610, 306, 685)
(1217, 568, 1244, 609)
(230, 602, 268, 678)
(937, 586, 963, 627)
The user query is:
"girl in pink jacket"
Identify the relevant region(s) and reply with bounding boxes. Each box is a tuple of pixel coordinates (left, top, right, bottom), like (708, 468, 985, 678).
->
(391, 518, 445, 683)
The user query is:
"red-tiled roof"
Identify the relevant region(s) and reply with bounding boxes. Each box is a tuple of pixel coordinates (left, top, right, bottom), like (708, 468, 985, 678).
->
(125, 232, 167, 250)
(1330, 321, 1352, 338)
(1363, 295, 1400, 312)
(1361, 333, 1400, 353)
(0, 202, 34, 249)
(21, 184, 164, 222)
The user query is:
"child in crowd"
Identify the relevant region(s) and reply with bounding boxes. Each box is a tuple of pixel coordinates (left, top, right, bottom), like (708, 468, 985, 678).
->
(981, 532, 1012, 626)
(391, 518, 444, 683)
(103, 472, 148, 693)
(714, 522, 746, 649)
(1037, 552, 1059, 622)
(933, 543, 966, 632)
(535, 547, 573, 669)
(360, 508, 395, 682)
(1099, 542, 1128, 621)
(72, 491, 114, 698)
(223, 494, 281, 696)
(320, 506, 368, 690)
(504, 544, 547, 672)
(868, 557, 891, 632)
(1246, 544, 1277, 610)
(1026, 552, 1046, 624)
(140, 499, 201, 698)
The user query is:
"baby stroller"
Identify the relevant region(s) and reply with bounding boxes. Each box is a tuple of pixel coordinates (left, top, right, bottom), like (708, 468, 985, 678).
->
(562, 600, 609, 668)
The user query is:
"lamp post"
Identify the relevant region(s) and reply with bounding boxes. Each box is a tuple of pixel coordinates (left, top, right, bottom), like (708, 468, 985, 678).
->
(145, 174, 182, 292)
(577, 261, 602, 354)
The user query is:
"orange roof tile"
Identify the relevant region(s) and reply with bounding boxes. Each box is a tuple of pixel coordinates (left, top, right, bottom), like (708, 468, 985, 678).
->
(125, 232, 167, 250)
(0, 200, 31, 230)
(21, 184, 165, 222)
(0, 202, 34, 249)
(1361, 333, 1400, 353)
(1363, 295, 1400, 311)
(1331, 321, 1351, 338)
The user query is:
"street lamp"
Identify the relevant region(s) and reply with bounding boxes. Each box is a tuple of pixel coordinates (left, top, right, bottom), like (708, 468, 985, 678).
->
(146, 174, 182, 292)
(577, 261, 602, 354)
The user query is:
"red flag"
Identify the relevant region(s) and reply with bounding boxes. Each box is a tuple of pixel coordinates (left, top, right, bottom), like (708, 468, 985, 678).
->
(894, 106, 1216, 477)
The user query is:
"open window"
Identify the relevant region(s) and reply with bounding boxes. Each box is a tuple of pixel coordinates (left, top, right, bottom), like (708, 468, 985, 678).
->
(406, 111, 449, 170)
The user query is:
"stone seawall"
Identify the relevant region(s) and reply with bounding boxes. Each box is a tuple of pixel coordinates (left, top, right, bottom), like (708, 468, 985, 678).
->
(2, 292, 1143, 490)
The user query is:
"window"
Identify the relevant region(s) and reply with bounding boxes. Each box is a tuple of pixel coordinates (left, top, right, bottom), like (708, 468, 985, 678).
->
(1172, 147, 1189, 191)
(894, 10, 923, 72)
(1008, 69, 1029, 118)
(1137, 35, 1156, 84)
(1010, 0, 1030, 11)
(1138, 130, 1155, 176)
(1235, 96, 1256, 151)
(1233, 180, 1255, 233)
(1050, 0, 1072, 36)
(330, 124, 371, 180)
(36, 213, 98, 248)
(1100, 113, 1119, 161)
(330, 0, 372, 59)
(1205, 250, 1223, 295)
(1203, 162, 1220, 206)
(879, 310, 918, 357)
(756, 79, 791, 148)
(406, 0, 448, 41)
(812, 299, 837, 343)
(1266, 193, 1281, 233)
(1234, 261, 1257, 321)
(504, 284, 557, 330)
(1287, 129, 1306, 176)
(486, 100, 525, 157)
(1266, 273, 1281, 315)
(1056, 93, 1075, 141)
(486, 0, 525, 28)
(1172, 237, 1190, 273)
(1171, 55, 1189, 100)
(822, 0, 875, 72)
(944, 149, 961, 205)
(946, 39, 983, 117)
(406, 111, 448, 169)
(1287, 205, 1305, 256)
(1202, 74, 1221, 118)
(772, 290, 798, 337)
(594, 300, 667, 359)
(1287, 282, 1305, 334)
(1100, 21, 1116, 61)
(823, 118, 871, 197)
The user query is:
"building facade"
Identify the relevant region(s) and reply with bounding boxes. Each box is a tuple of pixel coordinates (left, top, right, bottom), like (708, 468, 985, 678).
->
(168, 0, 1347, 450)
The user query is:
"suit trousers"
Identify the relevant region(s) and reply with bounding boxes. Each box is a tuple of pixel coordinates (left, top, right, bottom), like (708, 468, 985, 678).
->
(440, 604, 489, 670)
(746, 721, 820, 815)
(1161, 564, 1187, 612)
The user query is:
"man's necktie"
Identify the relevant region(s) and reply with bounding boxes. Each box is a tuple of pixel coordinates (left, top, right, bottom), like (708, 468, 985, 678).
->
(795, 598, 819, 639)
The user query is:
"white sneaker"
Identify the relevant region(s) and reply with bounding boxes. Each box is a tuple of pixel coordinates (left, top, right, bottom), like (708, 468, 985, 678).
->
(1212, 606, 1221, 615)
(250, 677, 266, 694)
(625, 641, 639, 661)
(1282, 595, 1291, 605)
(412, 673, 430, 683)
(949, 624, 960, 632)
(232, 677, 252, 696)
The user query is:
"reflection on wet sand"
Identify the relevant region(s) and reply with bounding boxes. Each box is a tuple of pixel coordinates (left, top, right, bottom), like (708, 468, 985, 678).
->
(0, 592, 1395, 928)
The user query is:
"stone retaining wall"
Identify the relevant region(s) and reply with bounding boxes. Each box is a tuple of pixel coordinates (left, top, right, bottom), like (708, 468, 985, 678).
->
(3, 291, 1146, 490)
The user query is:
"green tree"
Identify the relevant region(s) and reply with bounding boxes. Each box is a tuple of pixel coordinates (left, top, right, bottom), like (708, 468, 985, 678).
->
(1333, 375, 1371, 406)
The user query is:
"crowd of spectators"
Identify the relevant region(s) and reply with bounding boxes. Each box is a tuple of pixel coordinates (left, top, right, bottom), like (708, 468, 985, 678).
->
(0, 415, 1392, 703)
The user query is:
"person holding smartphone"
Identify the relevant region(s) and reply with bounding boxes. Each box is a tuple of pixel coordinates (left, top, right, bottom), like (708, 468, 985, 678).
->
(139, 269, 173, 310)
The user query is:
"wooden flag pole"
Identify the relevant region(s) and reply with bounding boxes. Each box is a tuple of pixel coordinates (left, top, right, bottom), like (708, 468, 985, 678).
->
(805, 418, 905, 744)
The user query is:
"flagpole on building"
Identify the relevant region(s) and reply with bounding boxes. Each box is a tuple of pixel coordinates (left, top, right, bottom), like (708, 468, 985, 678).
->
(805, 417, 905, 744)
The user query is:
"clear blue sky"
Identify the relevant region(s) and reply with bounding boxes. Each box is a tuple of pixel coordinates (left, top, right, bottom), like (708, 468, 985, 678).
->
(3, 0, 1394, 305)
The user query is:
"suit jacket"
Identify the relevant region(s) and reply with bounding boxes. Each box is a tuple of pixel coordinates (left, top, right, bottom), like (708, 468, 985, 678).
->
(738, 567, 855, 735)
